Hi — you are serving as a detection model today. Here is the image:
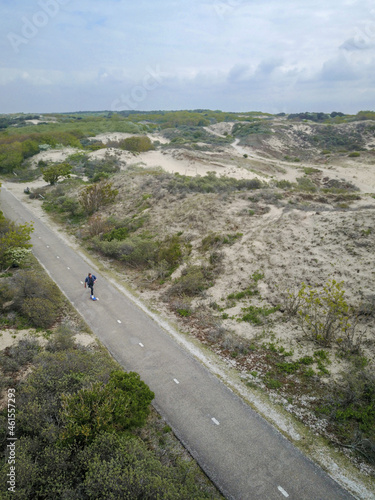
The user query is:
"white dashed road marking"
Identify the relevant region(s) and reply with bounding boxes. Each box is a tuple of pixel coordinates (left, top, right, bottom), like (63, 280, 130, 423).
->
(139, 343, 144, 348)
(56, 256, 60, 259)
(174, 379, 179, 384)
(211, 418, 220, 426)
(278, 486, 289, 498)
(117, 320, 122, 324)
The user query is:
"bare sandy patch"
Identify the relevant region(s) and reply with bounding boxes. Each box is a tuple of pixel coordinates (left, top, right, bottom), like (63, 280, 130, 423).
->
(0, 329, 45, 352)
(74, 333, 98, 348)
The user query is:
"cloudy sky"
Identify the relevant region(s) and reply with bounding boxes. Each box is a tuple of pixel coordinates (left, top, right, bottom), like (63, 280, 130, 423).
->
(1, 0, 375, 114)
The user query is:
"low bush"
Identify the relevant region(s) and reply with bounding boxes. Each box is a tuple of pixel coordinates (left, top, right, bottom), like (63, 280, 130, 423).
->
(46, 324, 76, 352)
(83, 155, 121, 180)
(12, 269, 63, 328)
(276, 180, 293, 189)
(201, 232, 243, 251)
(0, 211, 33, 271)
(93, 234, 156, 264)
(119, 135, 154, 153)
(94, 232, 188, 273)
(21, 297, 59, 329)
(102, 216, 147, 241)
(319, 368, 375, 463)
(296, 280, 360, 347)
(60, 371, 154, 446)
(240, 305, 279, 325)
(0, 338, 40, 373)
(79, 181, 118, 215)
(85, 215, 111, 238)
(167, 265, 214, 297)
(296, 176, 317, 192)
(168, 172, 265, 194)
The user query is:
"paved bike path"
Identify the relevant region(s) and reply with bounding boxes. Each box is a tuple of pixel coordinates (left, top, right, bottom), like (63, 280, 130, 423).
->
(1, 185, 355, 500)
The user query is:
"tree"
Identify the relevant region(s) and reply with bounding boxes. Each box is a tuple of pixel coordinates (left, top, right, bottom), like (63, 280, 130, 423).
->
(42, 162, 72, 185)
(0, 143, 24, 173)
(79, 181, 118, 215)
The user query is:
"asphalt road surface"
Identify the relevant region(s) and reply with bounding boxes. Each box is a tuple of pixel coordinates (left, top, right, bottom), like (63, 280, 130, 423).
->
(1, 185, 356, 500)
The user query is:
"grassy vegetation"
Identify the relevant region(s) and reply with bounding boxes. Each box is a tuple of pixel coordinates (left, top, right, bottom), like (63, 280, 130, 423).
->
(232, 120, 273, 137)
(162, 125, 233, 148)
(0, 115, 143, 175)
(167, 172, 265, 194)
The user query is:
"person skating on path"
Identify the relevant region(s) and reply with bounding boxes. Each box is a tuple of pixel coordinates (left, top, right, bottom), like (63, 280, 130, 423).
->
(84, 272, 97, 299)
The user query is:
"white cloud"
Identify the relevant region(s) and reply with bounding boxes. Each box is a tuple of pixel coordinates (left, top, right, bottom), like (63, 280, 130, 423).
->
(0, 0, 374, 113)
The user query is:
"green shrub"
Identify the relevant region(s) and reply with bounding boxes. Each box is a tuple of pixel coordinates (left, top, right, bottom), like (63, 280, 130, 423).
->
(0, 212, 33, 271)
(296, 176, 317, 192)
(21, 297, 59, 328)
(157, 234, 184, 271)
(232, 121, 272, 136)
(96, 231, 187, 273)
(83, 155, 120, 180)
(168, 172, 264, 194)
(227, 288, 258, 300)
(0, 338, 41, 373)
(11, 269, 63, 328)
(240, 305, 279, 324)
(45, 323, 76, 352)
(103, 226, 131, 242)
(167, 265, 213, 297)
(264, 376, 282, 389)
(78, 433, 212, 499)
(227, 272, 264, 304)
(276, 361, 300, 374)
(296, 280, 358, 346)
(94, 233, 156, 265)
(177, 308, 191, 317)
(201, 232, 242, 251)
(3, 247, 31, 268)
(303, 167, 321, 175)
(79, 181, 118, 215)
(318, 368, 375, 461)
(119, 135, 154, 153)
(299, 356, 314, 365)
(276, 180, 293, 189)
(0, 282, 14, 308)
(60, 370, 154, 446)
(102, 216, 147, 241)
